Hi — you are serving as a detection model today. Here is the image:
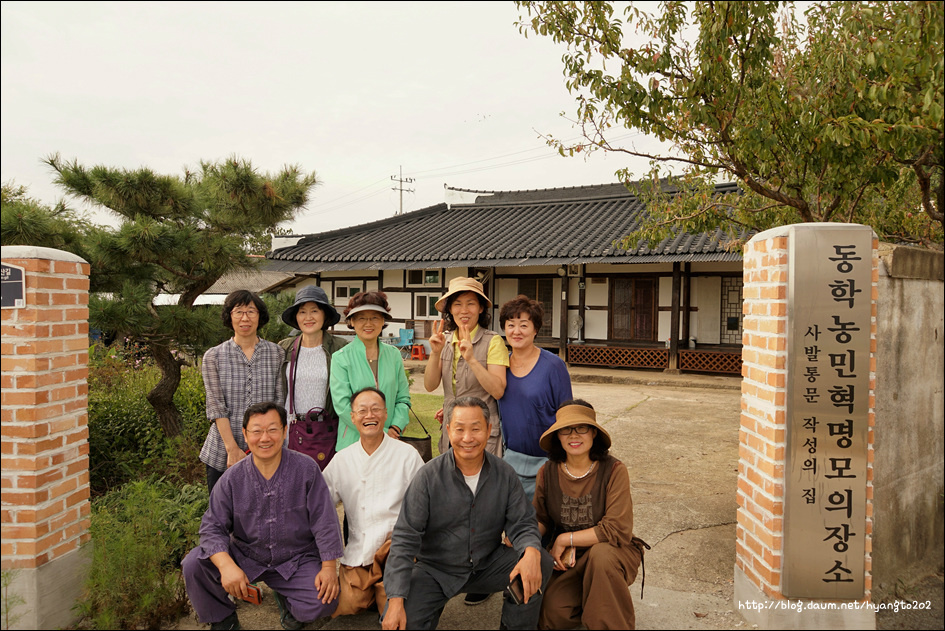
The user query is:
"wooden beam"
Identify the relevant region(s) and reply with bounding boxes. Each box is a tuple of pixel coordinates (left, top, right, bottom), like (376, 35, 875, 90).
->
(682, 262, 692, 346)
(666, 262, 681, 372)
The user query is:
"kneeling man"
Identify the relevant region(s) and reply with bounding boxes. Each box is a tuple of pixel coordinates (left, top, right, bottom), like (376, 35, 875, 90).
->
(323, 387, 424, 616)
(182, 402, 342, 630)
(382, 396, 553, 630)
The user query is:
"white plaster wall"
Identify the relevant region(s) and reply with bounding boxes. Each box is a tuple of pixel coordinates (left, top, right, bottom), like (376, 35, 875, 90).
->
(568, 277, 581, 306)
(365, 279, 378, 292)
(693, 276, 722, 344)
(551, 278, 562, 334)
(585, 310, 608, 340)
(585, 279, 608, 306)
(386, 291, 412, 321)
(658, 276, 673, 341)
(497, 278, 519, 305)
(294, 278, 319, 289)
(445, 267, 467, 283)
(383, 269, 404, 288)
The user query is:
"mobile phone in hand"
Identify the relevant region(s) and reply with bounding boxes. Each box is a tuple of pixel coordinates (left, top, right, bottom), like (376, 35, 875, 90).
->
(505, 575, 541, 605)
(241, 583, 262, 605)
(506, 574, 525, 605)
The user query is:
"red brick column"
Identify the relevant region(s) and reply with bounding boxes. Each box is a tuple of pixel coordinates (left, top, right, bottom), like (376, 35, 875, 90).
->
(1, 246, 91, 630)
(735, 226, 876, 628)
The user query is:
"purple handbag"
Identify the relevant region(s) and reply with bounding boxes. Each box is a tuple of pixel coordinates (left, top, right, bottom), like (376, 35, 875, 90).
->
(287, 337, 337, 469)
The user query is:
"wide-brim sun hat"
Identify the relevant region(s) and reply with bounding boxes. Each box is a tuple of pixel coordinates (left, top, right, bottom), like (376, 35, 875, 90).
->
(281, 285, 341, 330)
(434, 277, 492, 313)
(344, 303, 393, 321)
(539, 404, 612, 453)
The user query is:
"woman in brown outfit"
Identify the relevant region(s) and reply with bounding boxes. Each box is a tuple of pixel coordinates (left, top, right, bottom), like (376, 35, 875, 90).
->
(533, 400, 645, 630)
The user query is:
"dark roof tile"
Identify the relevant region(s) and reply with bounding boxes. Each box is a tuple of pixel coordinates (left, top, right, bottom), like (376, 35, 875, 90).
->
(269, 182, 746, 270)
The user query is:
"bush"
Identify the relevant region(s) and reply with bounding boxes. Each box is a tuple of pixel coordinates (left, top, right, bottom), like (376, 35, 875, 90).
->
(88, 345, 208, 494)
(74, 478, 208, 629)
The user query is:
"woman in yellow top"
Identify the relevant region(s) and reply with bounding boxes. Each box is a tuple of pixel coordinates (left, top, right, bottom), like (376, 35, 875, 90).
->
(424, 277, 508, 456)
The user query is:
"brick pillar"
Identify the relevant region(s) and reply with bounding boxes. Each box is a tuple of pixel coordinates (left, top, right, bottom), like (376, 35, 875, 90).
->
(735, 225, 876, 629)
(1, 246, 91, 630)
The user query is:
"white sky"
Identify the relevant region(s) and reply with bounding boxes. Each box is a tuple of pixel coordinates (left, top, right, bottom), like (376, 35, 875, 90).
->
(1, 1, 667, 236)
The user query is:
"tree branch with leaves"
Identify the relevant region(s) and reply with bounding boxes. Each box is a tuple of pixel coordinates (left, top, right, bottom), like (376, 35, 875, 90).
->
(517, 0, 943, 249)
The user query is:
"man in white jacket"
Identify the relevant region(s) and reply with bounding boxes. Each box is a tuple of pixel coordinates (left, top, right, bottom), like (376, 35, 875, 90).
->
(322, 386, 424, 617)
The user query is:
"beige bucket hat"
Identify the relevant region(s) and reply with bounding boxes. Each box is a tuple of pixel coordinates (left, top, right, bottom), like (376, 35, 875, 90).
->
(539, 404, 612, 453)
(434, 277, 492, 313)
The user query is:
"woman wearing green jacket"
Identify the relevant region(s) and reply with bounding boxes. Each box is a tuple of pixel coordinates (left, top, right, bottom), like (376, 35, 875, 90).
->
(330, 291, 411, 451)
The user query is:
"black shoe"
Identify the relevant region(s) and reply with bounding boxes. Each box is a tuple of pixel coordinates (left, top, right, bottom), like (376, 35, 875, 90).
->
(464, 592, 492, 606)
(272, 590, 303, 631)
(210, 611, 240, 630)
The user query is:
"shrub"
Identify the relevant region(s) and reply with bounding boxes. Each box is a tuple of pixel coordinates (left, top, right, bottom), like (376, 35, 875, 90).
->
(88, 347, 208, 494)
(74, 478, 208, 629)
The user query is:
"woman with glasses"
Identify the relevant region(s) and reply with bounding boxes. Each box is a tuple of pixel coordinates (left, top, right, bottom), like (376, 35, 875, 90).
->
(532, 400, 646, 630)
(330, 291, 411, 451)
(200, 290, 285, 495)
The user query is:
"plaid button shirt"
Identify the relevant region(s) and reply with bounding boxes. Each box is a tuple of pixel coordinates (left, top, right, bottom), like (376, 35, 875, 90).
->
(199, 338, 285, 472)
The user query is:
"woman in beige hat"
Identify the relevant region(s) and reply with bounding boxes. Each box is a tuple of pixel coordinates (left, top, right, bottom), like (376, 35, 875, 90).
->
(424, 277, 508, 457)
(532, 400, 646, 630)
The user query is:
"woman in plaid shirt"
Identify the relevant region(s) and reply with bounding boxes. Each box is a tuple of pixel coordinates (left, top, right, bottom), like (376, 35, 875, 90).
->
(200, 290, 285, 494)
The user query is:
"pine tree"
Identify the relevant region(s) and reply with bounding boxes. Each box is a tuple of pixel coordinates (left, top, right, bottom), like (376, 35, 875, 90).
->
(45, 155, 318, 436)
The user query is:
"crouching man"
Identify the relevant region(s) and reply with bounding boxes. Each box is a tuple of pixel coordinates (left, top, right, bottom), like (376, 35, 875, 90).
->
(323, 387, 424, 617)
(182, 402, 343, 630)
(382, 396, 553, 630)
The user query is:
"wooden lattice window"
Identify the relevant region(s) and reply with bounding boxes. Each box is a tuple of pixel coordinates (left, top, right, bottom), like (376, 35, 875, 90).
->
(611, 278, 656, 342)
(518, 278, 554, 337)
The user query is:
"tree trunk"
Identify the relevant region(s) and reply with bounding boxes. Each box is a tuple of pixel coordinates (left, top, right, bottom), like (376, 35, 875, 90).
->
(146, 341, 184, 437)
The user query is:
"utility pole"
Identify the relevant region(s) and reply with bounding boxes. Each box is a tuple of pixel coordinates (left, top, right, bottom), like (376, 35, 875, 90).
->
(390, 166, 415, 216)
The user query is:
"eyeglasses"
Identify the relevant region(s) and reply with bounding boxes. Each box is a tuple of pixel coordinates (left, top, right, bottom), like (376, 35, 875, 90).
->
(353, 315, 385, 325)
(232, 309, 259, 319)
(353, 406, 386, 418)
(559, 425, 592, 436)
(246, 427, 283, 438)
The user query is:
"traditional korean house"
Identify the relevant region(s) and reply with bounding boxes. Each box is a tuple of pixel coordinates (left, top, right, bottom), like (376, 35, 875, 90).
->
(266, 182, 748, 375)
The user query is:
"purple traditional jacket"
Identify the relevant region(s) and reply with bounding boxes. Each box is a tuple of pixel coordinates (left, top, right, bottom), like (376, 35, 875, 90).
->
(195, 448, 343, 582)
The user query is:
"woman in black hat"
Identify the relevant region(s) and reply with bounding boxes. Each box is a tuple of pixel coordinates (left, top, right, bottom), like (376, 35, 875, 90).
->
(278, 285, 348, 469)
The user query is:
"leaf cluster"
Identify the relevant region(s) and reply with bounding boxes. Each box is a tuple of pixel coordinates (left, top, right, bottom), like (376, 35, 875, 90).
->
(517, 1, 943, 249)
(1, 183, 96, 261)
(75, 478, 207, 629)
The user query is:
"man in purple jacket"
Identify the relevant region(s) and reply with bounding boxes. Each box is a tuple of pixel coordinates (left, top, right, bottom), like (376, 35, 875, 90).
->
(182, 402, 343, 630)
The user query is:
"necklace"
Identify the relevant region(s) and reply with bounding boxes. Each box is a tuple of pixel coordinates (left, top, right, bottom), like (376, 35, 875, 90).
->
(564, 461, 595, 480)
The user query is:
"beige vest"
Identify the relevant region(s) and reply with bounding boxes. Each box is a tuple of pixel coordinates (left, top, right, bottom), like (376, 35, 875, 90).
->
(439, 327, 503, 456)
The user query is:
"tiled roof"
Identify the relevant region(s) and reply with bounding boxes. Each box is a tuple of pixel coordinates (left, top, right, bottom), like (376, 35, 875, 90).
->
(268, 182, 746, 271)
(205, 260, 293, 294)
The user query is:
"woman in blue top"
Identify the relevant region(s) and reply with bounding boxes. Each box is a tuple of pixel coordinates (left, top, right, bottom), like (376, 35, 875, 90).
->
(498, 295, 573, 500)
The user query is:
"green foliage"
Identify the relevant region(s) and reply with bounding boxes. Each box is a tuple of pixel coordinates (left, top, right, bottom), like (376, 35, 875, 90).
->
(88, 346, 207, 495)
(0, 183, 94, 259)
(1, 569, 26, 630)
(257, 291, 297, 343)
(44, 155, 318, 436)
(516, 1, 943, 249)
(74, 478, 207, 630)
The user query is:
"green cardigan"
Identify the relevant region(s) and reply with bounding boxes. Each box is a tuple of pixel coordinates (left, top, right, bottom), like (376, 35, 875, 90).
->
(330, 336, 411, 451)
